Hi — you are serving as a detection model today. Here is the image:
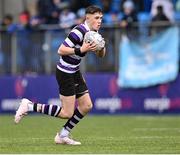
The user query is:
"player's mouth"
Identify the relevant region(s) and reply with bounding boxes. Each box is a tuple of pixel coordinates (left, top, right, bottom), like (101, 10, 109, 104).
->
(97, 25, 100, 28)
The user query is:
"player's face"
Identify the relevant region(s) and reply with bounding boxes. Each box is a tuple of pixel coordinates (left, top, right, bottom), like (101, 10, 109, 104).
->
(87, 12, 103, 31)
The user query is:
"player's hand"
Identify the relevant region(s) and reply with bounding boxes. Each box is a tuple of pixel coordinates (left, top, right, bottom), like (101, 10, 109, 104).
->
(80, 41, 97, 53)
(96, 47, 106, 58)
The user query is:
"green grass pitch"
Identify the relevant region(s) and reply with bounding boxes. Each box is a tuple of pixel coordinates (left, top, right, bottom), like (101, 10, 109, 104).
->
(0, 115, 180, 154)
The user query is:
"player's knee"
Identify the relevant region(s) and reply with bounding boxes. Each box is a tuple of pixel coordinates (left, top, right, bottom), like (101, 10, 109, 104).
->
(60, 110, 74, 119)
(88, 102, 93, 111)
(83, 102, 93, 113)
(64, 112, 74, 119)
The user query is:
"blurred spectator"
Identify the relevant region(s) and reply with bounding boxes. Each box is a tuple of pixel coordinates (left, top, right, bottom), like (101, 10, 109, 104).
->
(37, 0, 60, 24)
(17, 11, 31, 32)
(150, 5, 171, 35)
(120, 0, 145, 13)
(100, 0, 122, 25)
(30, 15, 42, 28)
(110, 0, 121, 13)
(17, 11, 33, 73)
(59, 6, 76, 29)
(69, 0, 92, 13)
(30, 15, 45, 73)
(53, 0, 70, 10)
(75, 8, 86, 25)
(101, 0, 112, 13)
(152, 5, 170, 22)
(0, 14, 17, 74)
(1, 15, 17, 32)
(120, 0, 138, 39)
(103, 11, 121, 25)
(151, 0, 174, 23)
(143, 0, 152, 12)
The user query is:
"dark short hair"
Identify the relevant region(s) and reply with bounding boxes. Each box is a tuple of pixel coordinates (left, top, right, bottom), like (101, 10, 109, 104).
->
(157, 5, 163, 11)
(85, 5, 103, 14)
(4, 14, 13, 21)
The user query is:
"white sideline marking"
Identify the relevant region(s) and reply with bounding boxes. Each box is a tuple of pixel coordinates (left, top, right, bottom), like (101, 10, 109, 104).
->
(0, 137, 52, 142)
(133, 128, 180, 132)
(134, 116, 177, 121)
(132, 136, 180, 139)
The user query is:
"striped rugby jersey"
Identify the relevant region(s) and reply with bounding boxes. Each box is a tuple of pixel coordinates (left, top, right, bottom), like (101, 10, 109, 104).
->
(57, 21, 90, 73)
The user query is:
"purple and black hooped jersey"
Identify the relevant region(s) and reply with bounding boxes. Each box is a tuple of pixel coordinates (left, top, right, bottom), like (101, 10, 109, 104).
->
(57, 22, 90, 73)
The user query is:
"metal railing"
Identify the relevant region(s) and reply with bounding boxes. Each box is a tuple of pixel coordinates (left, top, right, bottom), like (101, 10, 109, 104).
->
(0, 22, 179, 75)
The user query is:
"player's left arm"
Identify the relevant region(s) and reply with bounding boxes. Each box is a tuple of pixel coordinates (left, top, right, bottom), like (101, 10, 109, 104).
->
(96, 47, 106, 58)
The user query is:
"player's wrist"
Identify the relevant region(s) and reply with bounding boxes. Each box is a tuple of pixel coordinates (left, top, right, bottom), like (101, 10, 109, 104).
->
(74, 48, 81, 55)
(74, 47, 86, 57)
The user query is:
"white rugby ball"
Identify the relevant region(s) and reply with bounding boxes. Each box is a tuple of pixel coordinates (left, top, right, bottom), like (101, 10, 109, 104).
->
(84, 31, 105, 51)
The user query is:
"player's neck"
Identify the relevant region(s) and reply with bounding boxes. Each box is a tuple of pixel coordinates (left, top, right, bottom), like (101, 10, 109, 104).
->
(84, 20, 93, 31)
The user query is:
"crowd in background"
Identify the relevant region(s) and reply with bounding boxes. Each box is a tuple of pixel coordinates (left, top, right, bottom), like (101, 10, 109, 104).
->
(1, 0, 180, 32)
(0, 0, 180, 74)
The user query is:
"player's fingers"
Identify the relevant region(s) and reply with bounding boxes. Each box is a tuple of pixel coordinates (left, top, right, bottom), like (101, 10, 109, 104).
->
(90, 42, 97, 48)
(90, 45, 98, 51)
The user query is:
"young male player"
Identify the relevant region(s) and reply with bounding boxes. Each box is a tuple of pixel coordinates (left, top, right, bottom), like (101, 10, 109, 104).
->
(14, 5, 106, 145)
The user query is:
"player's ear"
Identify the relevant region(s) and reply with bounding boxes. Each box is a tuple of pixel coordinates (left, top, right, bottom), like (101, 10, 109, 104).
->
(86, 14, 90, 20)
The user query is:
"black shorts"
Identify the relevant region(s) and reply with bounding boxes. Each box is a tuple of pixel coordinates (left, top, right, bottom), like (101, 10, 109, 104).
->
(56, 68, 88, 98)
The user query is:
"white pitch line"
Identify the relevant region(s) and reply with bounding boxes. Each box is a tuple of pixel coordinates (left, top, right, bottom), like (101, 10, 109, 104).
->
(132, 128, 180, 132)
(0, 137, 52, 142)
(131, 136, 180, 139)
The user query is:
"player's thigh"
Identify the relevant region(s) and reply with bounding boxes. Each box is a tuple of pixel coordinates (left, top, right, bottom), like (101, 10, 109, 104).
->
(77, 93, 93, 115)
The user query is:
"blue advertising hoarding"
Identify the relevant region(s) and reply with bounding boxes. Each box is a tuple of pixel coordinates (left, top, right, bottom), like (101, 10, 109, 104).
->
(0, 74, 180, 114)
